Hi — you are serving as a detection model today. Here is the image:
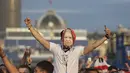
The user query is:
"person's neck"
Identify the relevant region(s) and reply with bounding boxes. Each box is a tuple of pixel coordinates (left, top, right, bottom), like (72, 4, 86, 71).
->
(63, 45, 72, 52)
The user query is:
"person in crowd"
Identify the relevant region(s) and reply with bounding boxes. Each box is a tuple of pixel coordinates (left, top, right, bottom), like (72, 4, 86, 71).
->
(0, 46, 18, 73)
(21, 48, 32, 66)
(79, 68, 87, 73)
(34, 60, 54, 73)
(47, 56, 53, 63)
(18, 65, 31, 73)
(79, 59, 86, 70)
(24, 17, 112, 73)
(86, 68, 99, 73)
(85, 57, 97, 68)
(79, 68, 99, 73)
(0, 45, 54, 73)
(108, 66, 118, 73)
(19, 48, 32, 73)
(94, 57, 110, 73)
(0, 64, 8, 73)
(125, 61, 130, 72)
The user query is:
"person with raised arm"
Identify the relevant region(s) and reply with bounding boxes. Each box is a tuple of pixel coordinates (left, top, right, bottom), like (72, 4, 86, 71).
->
(24, 17, 111, 73)
(0, 46, 19, 73)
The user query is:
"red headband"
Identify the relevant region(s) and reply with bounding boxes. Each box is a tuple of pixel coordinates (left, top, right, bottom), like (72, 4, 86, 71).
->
(60, 28, 76, 44)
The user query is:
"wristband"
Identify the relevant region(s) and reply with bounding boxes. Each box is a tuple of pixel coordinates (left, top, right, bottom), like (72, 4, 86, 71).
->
(105, 34, 109, 39)
(27, 24, 32, 30)
(1, 53, 6, 58)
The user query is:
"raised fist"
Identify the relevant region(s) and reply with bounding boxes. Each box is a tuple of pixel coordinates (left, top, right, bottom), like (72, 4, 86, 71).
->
(24, 48, 31, 57)
(104, 25, 111, 38)
(24, 17, 31, 26)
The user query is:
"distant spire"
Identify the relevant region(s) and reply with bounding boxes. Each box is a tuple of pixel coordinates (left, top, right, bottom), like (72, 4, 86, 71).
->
(49, 0, 52, 5)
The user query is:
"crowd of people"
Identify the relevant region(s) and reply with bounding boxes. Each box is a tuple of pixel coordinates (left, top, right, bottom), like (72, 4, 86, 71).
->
(0, 17, 130, 73)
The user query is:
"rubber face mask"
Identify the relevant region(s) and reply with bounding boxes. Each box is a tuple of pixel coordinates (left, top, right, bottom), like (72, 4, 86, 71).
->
(60, 28, 76, 52)
(63, 29, 73, 47)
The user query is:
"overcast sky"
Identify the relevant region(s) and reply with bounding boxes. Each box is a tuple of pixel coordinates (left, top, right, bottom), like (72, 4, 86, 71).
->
(21, 0, 130, 32)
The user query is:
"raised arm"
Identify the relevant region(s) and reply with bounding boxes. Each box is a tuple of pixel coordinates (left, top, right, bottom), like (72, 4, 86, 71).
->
(83, 25, 111, 54)
(0, 46, 19, 73)
(125, 62, 130, 71)
(21, 48, 32, 65)
(24, 18, 50, 49)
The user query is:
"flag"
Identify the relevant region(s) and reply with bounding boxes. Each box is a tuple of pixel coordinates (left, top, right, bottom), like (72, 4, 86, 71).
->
(49, 0, 52, 5)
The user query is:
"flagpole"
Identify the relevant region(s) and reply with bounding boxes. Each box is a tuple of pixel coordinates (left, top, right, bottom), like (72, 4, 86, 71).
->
(49, 0, 53, 9)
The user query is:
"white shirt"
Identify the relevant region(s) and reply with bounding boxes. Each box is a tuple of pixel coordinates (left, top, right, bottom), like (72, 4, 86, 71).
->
(49, 42, 84, 73)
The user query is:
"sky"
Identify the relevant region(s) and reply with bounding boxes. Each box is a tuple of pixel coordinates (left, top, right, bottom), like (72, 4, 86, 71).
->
(21, 0, 130, 32)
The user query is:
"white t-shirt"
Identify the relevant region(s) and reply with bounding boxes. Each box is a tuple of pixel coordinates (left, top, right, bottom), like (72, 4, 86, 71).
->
(49, 42, 84, 73)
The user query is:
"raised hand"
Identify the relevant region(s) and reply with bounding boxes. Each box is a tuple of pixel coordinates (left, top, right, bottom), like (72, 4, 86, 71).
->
(24, 17, 32, 29)
(24, 48, 31, 57)
(24, 48, 32, 64)
(24, 17, 31, 25)
(0, 46, 6, 58)
(104, 25, 111, 39)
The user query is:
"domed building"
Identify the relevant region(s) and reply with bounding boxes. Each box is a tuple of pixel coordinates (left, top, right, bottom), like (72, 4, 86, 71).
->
(36, 10, 66, 29)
